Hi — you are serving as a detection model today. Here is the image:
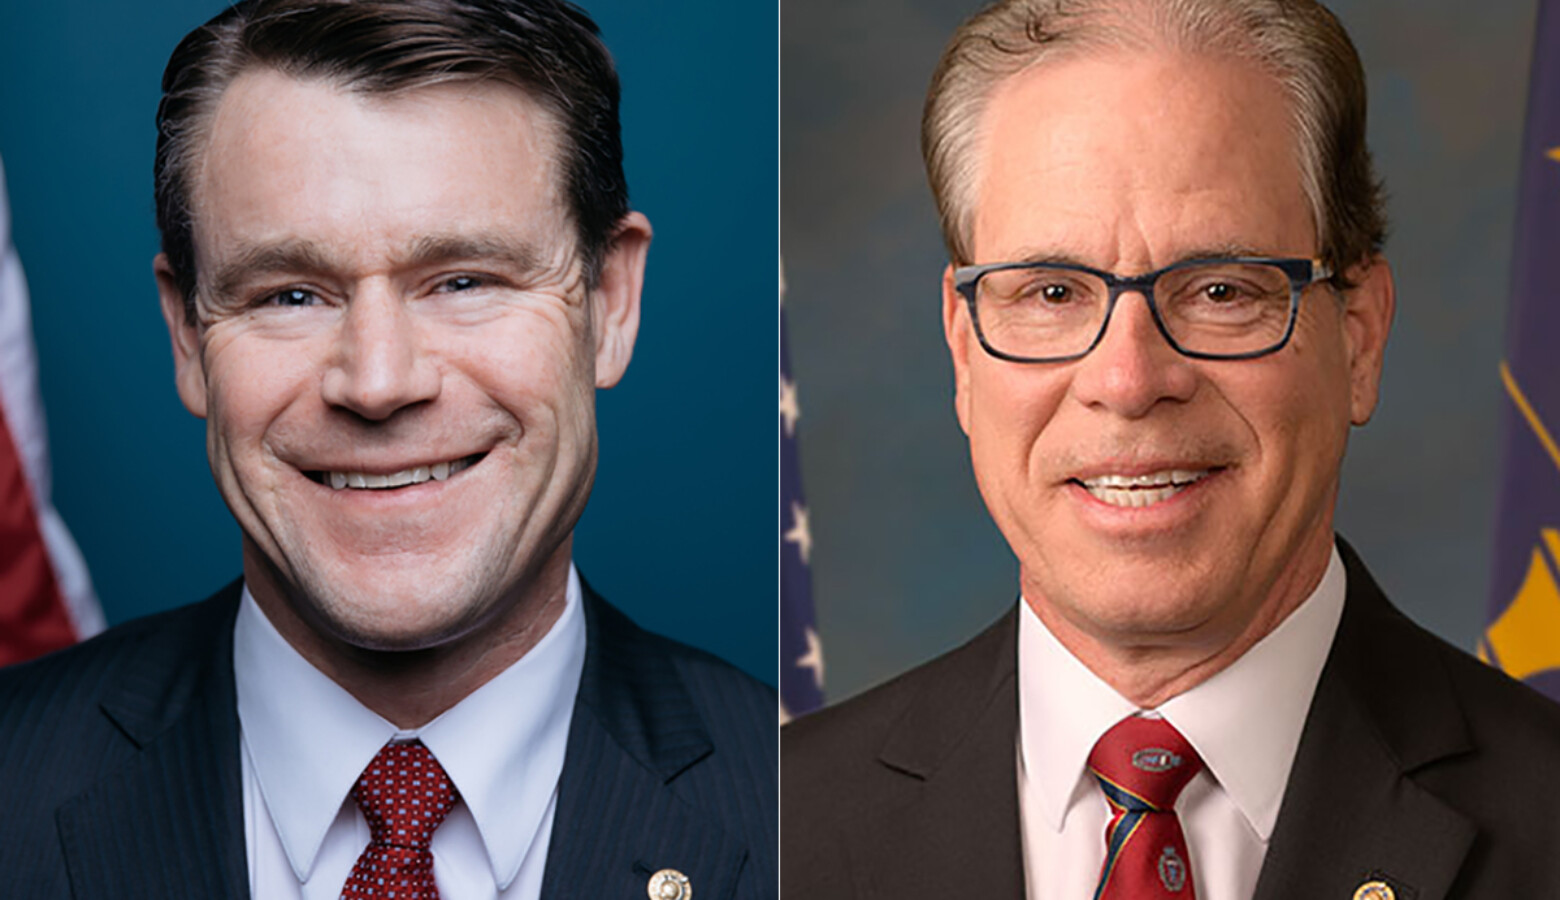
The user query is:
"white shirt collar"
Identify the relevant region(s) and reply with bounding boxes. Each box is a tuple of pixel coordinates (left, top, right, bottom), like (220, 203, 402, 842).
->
(234, 564, 586, 890)
(1018, 546, 1346, 840)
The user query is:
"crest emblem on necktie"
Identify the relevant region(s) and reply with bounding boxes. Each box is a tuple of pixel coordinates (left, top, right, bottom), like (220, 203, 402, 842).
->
(1132, 747, 1183, 773)
(1157, 845, 1187, 892)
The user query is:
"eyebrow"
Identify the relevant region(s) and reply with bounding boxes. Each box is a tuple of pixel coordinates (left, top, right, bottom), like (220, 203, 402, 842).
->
(1004, 243, 1272, 272)
(206, 239, 336, 302)
(204, 232, 547, 302)
(404, 233, 545, 274)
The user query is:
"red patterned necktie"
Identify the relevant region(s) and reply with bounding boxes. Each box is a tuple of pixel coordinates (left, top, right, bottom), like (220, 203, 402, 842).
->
(341, 740, 459, 900)
(1087, 716, 1203, 900)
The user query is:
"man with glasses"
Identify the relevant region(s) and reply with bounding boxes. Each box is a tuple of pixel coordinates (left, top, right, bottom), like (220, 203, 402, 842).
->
(783, 0, 1560, 897)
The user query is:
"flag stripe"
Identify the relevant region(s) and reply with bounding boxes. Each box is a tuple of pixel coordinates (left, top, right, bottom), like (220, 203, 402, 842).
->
(1501, 361, 1560, 474)
(0, 153, 101, 664)
(0, 403, 73, 664)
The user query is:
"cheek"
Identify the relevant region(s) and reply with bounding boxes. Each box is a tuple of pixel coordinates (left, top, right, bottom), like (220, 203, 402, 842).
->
(1227, 352, 1352, 494)
(199, 333, 326, 458)
(447, 316, 595, 433)
(965, 362, 1068, 480)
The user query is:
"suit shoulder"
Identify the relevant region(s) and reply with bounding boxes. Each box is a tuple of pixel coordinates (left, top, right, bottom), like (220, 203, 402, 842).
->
(668, 640, 777, 726)
(0, 583, 240, 879)
(0, 585, 237, 721)
(784, 607, 1014, 791)
(782, 648, 936, 764)
(1421, 618, 1560, 749)
(584, 588, 776, 752)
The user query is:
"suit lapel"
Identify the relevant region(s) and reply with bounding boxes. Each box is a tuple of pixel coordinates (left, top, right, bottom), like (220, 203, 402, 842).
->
(541, 585, 748, 900)
(55, 585, 250, 900)
(1254, 543, 1475, 900)
(850, 609, 1024, 900)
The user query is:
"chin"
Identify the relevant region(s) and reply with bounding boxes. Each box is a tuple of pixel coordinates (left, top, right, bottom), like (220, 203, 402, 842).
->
(1052, 572, 1232, 639)
(295, 567, 499, 652)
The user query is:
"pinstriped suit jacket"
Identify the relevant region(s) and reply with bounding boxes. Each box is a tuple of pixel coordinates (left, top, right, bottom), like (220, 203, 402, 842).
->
(0, 579, 777, 899)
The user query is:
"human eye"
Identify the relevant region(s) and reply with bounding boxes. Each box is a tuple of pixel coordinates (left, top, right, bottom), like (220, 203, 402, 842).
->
(983, 268, 1096, 309)
(1165, 264, 1288, 323)
(259, 287, 325, 308)
(434, 274, 488, 293)
(1198, 281, 1244, 303)
(1032, 279, 1076, 305)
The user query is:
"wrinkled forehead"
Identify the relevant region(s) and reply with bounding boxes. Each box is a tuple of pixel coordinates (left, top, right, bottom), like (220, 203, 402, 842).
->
(967, 45, 1309, 265)
(188, 67, 568, 233)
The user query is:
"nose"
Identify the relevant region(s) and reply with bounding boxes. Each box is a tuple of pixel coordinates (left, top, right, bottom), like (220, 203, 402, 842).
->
(1069, 290, 1197, 417)
(320, 286, 441, 420)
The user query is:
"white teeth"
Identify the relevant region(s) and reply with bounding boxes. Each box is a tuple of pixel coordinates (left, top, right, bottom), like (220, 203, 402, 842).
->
(325, 457, 475, 490)
(1087, 485, 1181, 507)
(1083, 469, 1206, 489)
(1079, 469, 1210, 507)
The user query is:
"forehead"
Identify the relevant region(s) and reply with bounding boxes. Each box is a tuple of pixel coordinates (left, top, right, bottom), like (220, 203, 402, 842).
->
(969, 46, 1313, 267)
(189, 69, 566, 265)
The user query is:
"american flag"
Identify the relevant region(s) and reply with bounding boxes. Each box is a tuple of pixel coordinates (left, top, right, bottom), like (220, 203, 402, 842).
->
(781, 264, 823, 720)
(1481, 0, 1560, 700)
(0, 154, 101, 665)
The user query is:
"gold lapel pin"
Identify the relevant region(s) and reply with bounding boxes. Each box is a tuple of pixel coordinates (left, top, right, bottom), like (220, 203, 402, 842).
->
(1353, 880, 1394, 900)
(647, 868, 691, 900)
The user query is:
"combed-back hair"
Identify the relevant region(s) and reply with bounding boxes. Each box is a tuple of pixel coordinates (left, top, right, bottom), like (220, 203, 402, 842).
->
(155, 0, 627, 321)
(922, 0, 1386, 282)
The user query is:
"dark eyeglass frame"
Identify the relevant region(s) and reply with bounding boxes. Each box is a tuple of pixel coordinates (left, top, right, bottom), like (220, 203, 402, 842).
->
(952, 256, 1334, 363)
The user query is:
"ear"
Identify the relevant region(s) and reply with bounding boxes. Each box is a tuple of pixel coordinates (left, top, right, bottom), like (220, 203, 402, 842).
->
(591, 211, 651, 389)
(1340, 254, 1396, 426)
(155, 253, 208, 419)
(942, 264, 973, 435)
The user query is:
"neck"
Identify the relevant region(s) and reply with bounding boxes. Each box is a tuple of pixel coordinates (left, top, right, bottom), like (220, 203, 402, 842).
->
(1029, 531, 1334, 709)
(245, 546, 571, 729)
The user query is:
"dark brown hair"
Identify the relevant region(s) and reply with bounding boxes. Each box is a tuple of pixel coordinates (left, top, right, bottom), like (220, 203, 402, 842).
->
(155, 0, 627, 321)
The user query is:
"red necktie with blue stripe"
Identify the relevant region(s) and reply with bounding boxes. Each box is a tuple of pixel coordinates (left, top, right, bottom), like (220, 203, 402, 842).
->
(1087, 716, 1202, 900)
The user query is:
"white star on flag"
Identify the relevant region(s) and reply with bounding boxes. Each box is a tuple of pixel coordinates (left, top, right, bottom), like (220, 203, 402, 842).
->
(780, 376, 800, 438)
(796, 626, 825, 689)
(784, 500, 812, 565)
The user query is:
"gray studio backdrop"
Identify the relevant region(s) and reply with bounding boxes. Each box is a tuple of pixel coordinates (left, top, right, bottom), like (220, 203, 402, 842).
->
(784, 0, 1537, 704)
(0, 0, 776, 684)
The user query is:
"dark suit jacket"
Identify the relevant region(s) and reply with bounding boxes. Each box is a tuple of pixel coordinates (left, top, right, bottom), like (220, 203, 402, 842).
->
(0, 579, 777, 900)
(783, 541, 1560, 899)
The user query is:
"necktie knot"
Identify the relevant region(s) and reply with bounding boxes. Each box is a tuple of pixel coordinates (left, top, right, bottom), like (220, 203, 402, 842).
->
(342, 739, 458, 900)
(1088, 716, 1203, 813)
(352, 740, 458, 850)
(1087, 716, 1203, 898)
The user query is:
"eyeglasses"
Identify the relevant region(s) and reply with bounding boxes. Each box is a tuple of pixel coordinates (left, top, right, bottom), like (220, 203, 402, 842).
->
(952, 256, 1333, 363)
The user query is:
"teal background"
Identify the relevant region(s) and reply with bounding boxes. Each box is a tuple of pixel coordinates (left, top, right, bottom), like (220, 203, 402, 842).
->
(0, 1, 776, 684)
(784, 0, 1538, 703)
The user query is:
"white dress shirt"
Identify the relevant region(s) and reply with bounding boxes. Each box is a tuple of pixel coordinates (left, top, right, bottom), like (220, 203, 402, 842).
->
(234, 565, 587, 900)
(1017, 547, 1347, 900)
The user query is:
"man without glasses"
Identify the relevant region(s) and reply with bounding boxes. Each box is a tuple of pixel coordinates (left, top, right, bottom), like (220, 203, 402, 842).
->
(0, 2, 775, 898)
(784, 1, 1560, 897)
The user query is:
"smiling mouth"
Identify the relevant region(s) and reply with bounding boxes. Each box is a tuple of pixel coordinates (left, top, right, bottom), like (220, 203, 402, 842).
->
(303, 453, 486, 491)
(1071, 468, 1221, 508)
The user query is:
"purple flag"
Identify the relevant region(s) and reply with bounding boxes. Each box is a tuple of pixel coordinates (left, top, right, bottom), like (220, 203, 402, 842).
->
(1481, 0, 1560, 700)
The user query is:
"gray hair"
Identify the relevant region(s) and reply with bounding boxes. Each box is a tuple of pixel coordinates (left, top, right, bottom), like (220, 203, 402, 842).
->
(922, 0, 1386, 281)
